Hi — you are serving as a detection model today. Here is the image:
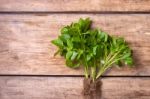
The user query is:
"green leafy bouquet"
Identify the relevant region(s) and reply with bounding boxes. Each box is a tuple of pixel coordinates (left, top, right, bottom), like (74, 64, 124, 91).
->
(51, 18, 133, 82)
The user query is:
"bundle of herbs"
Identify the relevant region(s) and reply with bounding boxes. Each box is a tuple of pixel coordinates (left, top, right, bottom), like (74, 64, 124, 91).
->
(51, 18, 133, 99)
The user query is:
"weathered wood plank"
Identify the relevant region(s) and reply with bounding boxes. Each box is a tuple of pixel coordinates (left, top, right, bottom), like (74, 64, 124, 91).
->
(0, 0, 150, 12)
(0, 14, 150, 75)
(0, 77, 150, 99)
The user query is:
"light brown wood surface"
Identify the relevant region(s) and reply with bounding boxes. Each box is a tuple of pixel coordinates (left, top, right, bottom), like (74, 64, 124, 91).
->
(0, 14, 149, 75)
(0, 1, 150, 99)
(0, 0, 150, 12)
(0, 77, 150, 99)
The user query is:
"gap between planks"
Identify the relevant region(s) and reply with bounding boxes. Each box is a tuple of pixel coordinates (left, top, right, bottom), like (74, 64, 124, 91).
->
(0, 75, 150, 78)
(0, 11, 150, 15)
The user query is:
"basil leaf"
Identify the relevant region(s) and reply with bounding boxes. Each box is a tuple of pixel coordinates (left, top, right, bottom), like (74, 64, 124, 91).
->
(71, 51, 78, 61)
(51, 38, 63, 48)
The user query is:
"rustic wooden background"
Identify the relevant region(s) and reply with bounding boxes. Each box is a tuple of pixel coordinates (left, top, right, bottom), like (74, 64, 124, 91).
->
(0, 0, 150, 99)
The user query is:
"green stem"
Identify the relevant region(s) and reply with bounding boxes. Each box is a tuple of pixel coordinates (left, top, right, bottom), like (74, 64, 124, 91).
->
(84, 66, 88, 78)
(82, 47, 89, 79)
(91, 58, 96, 82)
(96, 66, 104, 79)
(84, 55, 89, 79)
(81, 32, 89, 79)
(104, 52, 119, 66)
(96, 52, 120, 79)
(105, 53, 112, 62)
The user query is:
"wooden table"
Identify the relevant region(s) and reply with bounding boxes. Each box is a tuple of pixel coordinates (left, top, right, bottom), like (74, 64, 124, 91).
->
(0, 0, 150, 99)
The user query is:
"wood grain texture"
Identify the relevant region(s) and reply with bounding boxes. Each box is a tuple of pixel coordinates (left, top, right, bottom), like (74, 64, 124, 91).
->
(0, 14, 150, 75)
(0, 77, 150, 99)
(0, 0, 150, 12)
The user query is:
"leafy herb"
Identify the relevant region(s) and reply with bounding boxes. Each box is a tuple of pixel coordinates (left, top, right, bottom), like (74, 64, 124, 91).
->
(51, 18, 133, 82)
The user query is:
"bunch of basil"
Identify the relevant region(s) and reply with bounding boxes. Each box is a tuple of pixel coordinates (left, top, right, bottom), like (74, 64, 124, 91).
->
(52, 18, 133, 82)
